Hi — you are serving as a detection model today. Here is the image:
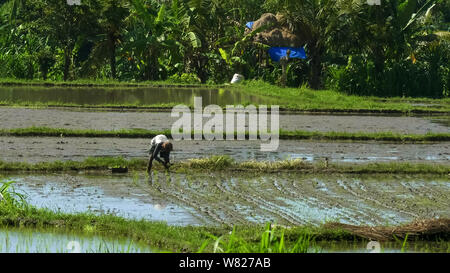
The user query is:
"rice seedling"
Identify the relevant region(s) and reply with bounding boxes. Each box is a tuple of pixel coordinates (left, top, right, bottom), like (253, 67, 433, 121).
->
(186, 155, 235, 170)
(401, 234, 409, 253)
(200, 223, 316, 253)
(1, 126, 449, 142)
(0, 156, 448, 174)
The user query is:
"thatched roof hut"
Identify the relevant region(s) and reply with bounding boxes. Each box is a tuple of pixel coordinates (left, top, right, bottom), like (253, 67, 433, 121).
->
(249, 13, 306, 48)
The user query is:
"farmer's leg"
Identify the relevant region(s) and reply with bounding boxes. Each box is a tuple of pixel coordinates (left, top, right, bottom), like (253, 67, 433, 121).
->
(147, 145, 156, 173)
(147, 155, 154, 173)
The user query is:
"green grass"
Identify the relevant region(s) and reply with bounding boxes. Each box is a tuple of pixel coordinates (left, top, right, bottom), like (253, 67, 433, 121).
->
(0, 156, 448, 174)
(0, 157, 146, 172)
(1, 78, 448, 113)
(234, 80, 450, 113)
(1, 126, 449, 142)
(0, 127, 172, 138)
(201, 223, 315, 253)
(0, 100, 185, 109)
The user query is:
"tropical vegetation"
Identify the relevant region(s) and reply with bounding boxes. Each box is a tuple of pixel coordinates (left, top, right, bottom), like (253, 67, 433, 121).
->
(0, 0, 449, 97)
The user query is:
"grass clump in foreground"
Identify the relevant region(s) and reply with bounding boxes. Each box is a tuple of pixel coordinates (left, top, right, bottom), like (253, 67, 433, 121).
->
(0, 155, 448, 175)
(1, 126, 449, 142)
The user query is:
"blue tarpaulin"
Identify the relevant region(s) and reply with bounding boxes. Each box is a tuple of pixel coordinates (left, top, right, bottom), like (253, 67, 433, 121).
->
(268, 47, 306, 62)
(245, 21, 254, 30)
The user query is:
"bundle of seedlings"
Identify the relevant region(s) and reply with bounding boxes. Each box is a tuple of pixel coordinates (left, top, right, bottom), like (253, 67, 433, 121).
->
(324, 218, 450, 241)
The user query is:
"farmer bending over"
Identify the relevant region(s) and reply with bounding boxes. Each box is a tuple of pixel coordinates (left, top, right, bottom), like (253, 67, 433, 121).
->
(147, 134, 173, 173)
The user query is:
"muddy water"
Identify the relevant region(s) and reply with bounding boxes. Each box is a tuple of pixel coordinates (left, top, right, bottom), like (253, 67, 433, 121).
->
(0, 107, 448, 134)
(5, 174, 200, 226)
(0, 86, 277, 106)
(0, 228, 153, 253)
(4, 172, 449, 227)
(0, 136, 448, 164)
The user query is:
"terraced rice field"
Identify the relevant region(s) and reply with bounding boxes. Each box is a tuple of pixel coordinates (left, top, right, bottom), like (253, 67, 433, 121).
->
(1, 137, 448, 163)
(1, 86, 449, 253)
(0, 107, 448, 134)
(4, 172, 449, 227)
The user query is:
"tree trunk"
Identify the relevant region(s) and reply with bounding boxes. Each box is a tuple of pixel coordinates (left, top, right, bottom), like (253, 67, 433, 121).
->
(280, 57, 288, 87)
(145, 48, 159, 81)
(63, 47, 72, 81)
(373, 46, 385, 75)
(308, 43, 324, 90)
(194, 52, 208, 83)
(110, 44, 116, 79)
(109, 33, 117, 79)
(309, 54, 322, 90)
(27, 60, 34, 79)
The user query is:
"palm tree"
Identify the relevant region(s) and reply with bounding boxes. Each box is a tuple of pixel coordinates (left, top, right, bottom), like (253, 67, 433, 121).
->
(171, 0, 225, 82)
(91, 0, 129, 79)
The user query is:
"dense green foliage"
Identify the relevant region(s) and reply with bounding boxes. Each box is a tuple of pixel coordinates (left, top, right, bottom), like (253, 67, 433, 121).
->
(0, 0, 449, 97)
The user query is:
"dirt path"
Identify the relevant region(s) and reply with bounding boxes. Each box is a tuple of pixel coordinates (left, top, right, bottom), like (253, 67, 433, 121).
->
(6, 172, 449, 227)
(0, 136, 448, 163)
(0, 107, 448, 134)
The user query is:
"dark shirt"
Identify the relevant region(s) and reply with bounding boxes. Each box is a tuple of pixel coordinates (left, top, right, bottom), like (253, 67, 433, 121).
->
(150, 143, 170, 165)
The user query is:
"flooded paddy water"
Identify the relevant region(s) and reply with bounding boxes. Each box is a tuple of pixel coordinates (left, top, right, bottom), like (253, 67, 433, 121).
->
(3, 172, 449, 227)
(0, 86, 278, 106)
(0, 228, 447, 253)
(0, 227, 446, 253)
(0, 228, 153, 253)
(0, 136, 448, 164)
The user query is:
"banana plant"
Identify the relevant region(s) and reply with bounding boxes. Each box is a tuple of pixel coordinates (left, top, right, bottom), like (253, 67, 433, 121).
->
(126, 0, 178, 80)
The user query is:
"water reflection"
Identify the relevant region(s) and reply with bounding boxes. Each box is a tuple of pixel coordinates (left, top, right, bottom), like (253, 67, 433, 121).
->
(0, 228, 153, 253)
(0, 86, 278, 106)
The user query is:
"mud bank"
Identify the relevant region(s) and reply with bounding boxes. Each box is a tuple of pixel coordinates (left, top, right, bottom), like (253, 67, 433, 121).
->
(4, 172, 449, 227)
(0, 107, 448, 134)
(0, 137, 448, 164)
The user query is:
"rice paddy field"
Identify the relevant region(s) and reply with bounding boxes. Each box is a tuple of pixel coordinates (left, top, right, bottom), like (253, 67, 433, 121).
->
(0, 84, 449, 253)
